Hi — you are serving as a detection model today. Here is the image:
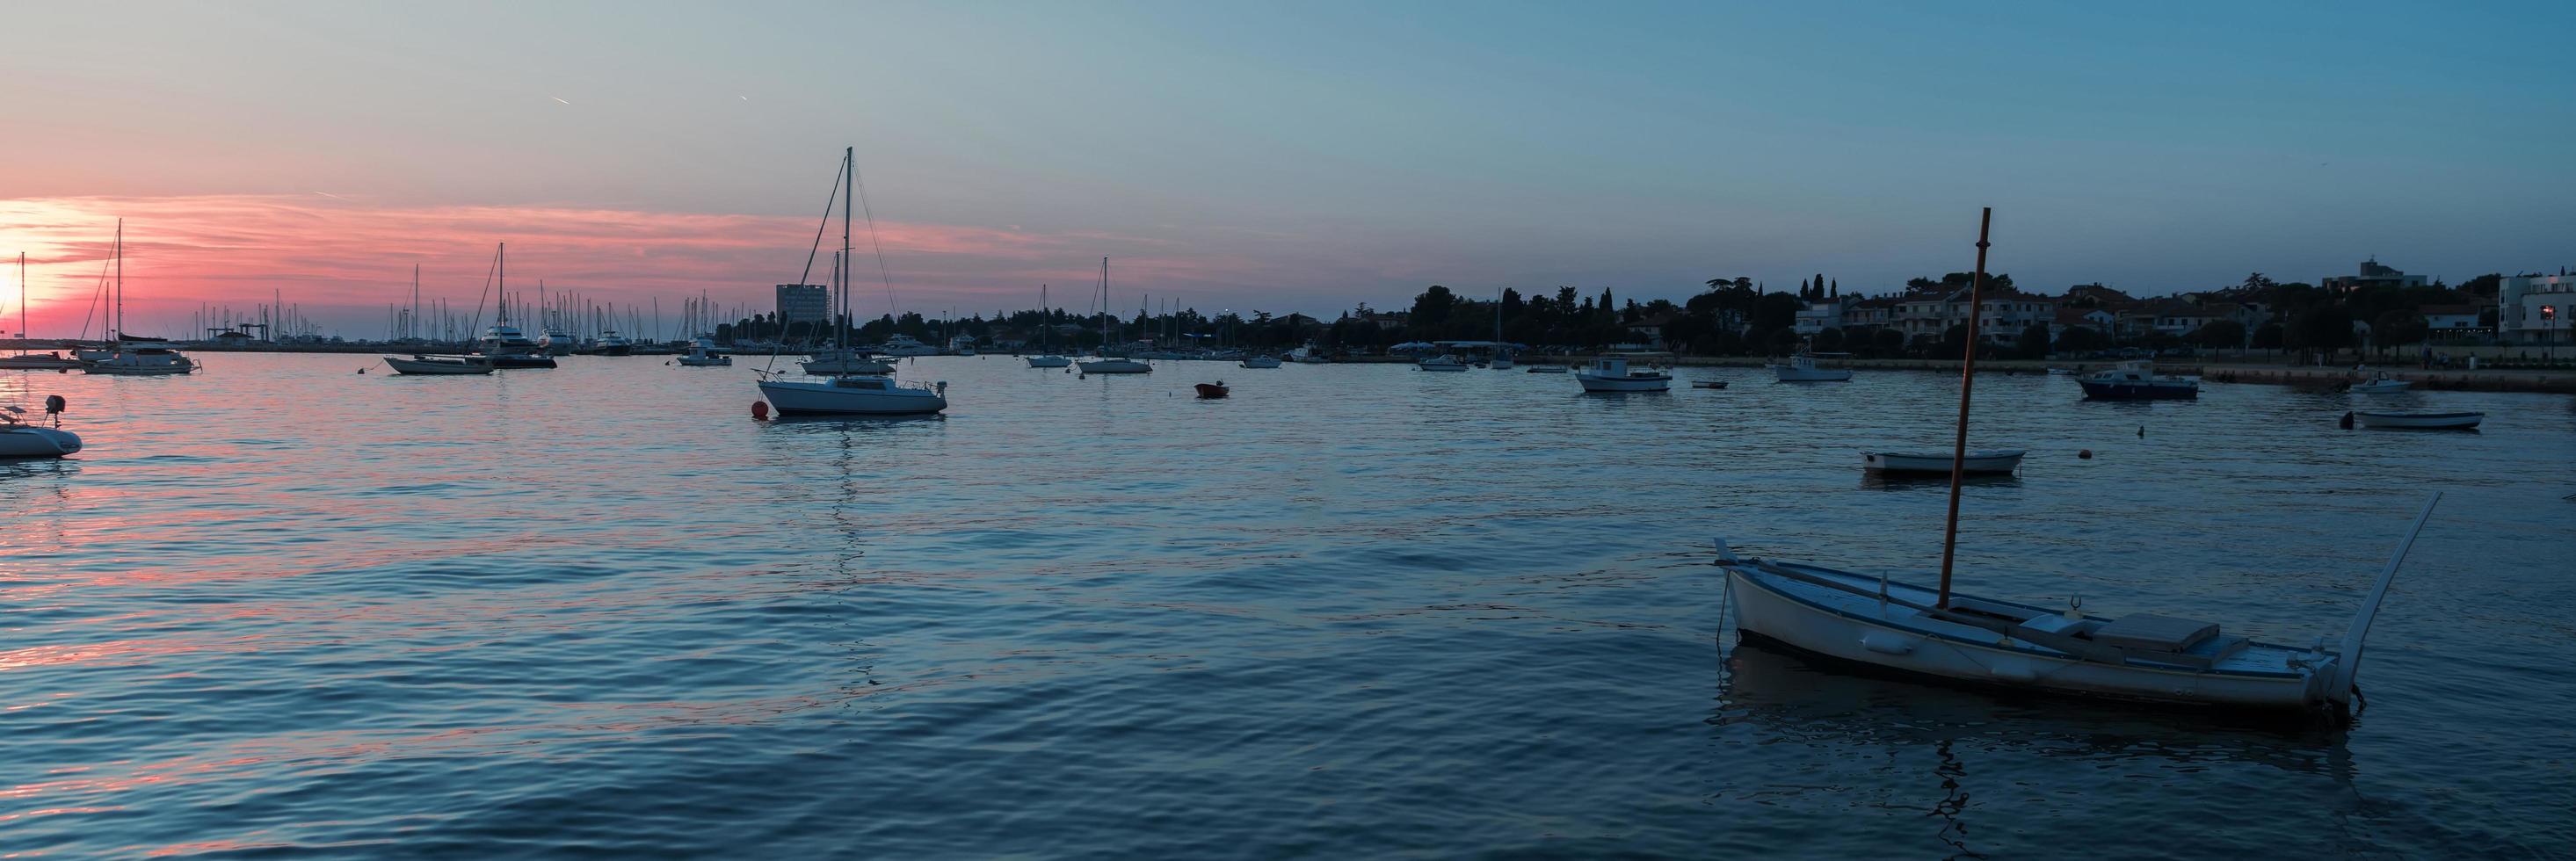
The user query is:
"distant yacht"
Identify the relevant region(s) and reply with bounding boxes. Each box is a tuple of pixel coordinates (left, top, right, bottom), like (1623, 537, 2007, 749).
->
(677, 334, 731, 366)
(1769, 350, 1853, 382)
(1077, 257, 1150, 374)
(591, 330, 633, 356)
(876, 335, 939, 357)
(538, 326, 577, 356)
(472, 244, 555, 368)
(83, 221, 199, 376)
(1026, 284, 1071, 367)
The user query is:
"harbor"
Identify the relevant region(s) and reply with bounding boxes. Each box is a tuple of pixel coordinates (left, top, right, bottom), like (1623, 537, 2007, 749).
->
(4, 350, 2573, 857)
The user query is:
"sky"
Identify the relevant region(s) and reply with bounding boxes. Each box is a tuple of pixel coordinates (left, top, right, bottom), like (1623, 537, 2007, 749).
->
(3, 0, 2569, 337)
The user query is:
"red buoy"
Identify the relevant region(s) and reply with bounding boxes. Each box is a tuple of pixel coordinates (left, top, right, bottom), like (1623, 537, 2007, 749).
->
(751, 401, 771, 420)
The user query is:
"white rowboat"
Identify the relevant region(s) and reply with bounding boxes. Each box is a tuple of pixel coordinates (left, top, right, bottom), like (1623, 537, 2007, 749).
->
(2347, 410, 2481, 430)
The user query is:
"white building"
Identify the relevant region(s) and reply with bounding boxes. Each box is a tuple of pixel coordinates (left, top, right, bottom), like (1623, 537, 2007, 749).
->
(2499, 273, 2575, 344)
(1793, 297, 1856, 336)
(1896, 288, 2057, 344)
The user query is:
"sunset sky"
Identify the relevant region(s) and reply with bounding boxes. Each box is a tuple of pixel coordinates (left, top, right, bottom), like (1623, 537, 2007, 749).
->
(4, 1, 2569, 336)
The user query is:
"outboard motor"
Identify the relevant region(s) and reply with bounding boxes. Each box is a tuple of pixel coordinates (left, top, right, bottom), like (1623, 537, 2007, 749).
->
(44, 394, 66, 426)
(2339, 411, 2355, 430)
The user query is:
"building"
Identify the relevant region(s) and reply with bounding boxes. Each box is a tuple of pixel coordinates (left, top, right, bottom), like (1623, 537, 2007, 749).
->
(1792, 296, 1856, 336)
(2499, 273, 2576, 344)
(775, 284, 830, 327)
(2146, 300, 2218, 336)
(1896, 287, 2057, 344)
(2418, 303, 2485, 334)
(2053, 308, 2115, 341)
(2321, 257, 2427, 294)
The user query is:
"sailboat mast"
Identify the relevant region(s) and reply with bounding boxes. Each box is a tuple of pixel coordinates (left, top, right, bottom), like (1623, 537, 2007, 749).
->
(844, 146, 854, 356)
(1934, 207, 1995, 610)
(113, 219, 123, 339)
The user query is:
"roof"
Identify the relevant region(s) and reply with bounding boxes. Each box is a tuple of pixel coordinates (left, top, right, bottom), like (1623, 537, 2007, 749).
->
(2056, 308, 2109, 325)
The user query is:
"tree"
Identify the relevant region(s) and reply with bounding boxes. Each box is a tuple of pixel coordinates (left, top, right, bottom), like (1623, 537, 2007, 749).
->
(2055, 325, 2107, 353)
(1814, 327, 1846, 352)
(2372, 309, 2427, 351)
(1409, 286, 1456, 329)
(1871, 328, 1906, 357)
(2460, 273, 2503, 298)
(2289, 306, 2353, 353)
(2250, 322, 2284, 350)
(2189, 320, 2246, 350)
(2014, 322, 2052, 359)
(2240, 272, 2276, 293)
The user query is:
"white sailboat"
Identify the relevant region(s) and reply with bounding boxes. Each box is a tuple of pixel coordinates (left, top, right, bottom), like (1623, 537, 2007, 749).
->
(755, 147, 949, 416)
(1716, 209, 2433, 715)
(84, 221, 200, 376)
(1, 253, 83, 370)
(1027, 283, 1071, 368)
(801, 251, 896, 375)
(1078, 257, 1150, 374)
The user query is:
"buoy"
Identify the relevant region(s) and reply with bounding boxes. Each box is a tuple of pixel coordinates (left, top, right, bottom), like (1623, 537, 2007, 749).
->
(751, 401, 770, 420)
(2077, 449, 2093, 459)
(2137, 425, 2145, 438)
(2339, 411, 2355, 430)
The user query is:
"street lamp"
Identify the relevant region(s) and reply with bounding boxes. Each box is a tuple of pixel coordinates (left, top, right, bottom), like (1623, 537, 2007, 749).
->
(2543, 304, 2558, 365)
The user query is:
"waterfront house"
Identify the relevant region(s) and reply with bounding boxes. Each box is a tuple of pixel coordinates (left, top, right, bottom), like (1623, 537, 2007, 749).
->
(2498, 272, 2575, 344)
(1897, 287, 2057, 344)
(2419, 303, 2486, 335)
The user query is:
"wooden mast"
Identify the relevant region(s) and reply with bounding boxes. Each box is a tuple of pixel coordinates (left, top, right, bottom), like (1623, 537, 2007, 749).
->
(1935, 207, 1994, 609)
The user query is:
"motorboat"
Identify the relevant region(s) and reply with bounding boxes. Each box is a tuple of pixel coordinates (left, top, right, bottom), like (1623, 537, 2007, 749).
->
(384, 354, 495, 375)
(947, 335, 979, 356)
(0, 402, 80, 459)
(1239, 356, 1281, 369)
(1690, 380, 1729, 389)
(1027, 355, 1073, 368)
(1417, 354, 1471, 372)
(1769, 351, 1854, 382)
(1194, 381, 1230, 398)
(1574, 356, 1671, 392)
(1283, 345, 1332, 364)
(803, 348, 893, 375)
(2348, 371, 2410, 394)
(538, 327, 577, 356)
(2345, 410, 2481, 430)
(84, 341, 198, 375)
(677, 335, 730, 366)
(0, 351, 83, 371)
(1864, 449, 2024, 474)
(591, 331, 634, 356)
(1525, 365, 1567, 373)
(875, 335, 940, 357)
(758, 373, 947, 416)
(2078, 360, 2197, 400)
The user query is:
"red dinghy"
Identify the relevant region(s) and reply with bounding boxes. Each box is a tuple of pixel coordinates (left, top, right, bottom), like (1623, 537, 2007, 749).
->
(1194, 381, 1230, 398)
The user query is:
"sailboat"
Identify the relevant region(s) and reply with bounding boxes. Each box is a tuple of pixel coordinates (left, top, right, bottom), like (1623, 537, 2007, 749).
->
(1027, 284, 1071, 368)
(0, 253, 83, 370)
(1714, 209, 2438, 714)
(475, 244, 556, 369)
(1490, 288, 1514, 370)
(1078, 257, 1150, 374)
(85, 221, 200, 376)
(754, 148, 948, 416)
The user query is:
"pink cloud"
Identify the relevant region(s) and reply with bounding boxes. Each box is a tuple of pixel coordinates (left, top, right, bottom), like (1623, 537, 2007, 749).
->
(0, 195, 1290, 336)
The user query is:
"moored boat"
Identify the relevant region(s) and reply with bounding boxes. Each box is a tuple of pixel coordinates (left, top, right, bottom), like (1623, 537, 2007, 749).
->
(1194, 381, 1230, 398)
(1864, 449, 2024, 474)
(0, 351, 84, 371)
(2345, 410, 2481, 430)
(1417, 353, 1471, 372)
(0, 402, 80, 459)
(1239, 356, 1281, 369)
(1574, 356, 1671, 392)
(384, 354, 495, 375)
(2078, 360, 2197, 400)
(677, 335, 730, 366)
(1769, 351, 1854, 382)
(2348, 371, 2410, 394)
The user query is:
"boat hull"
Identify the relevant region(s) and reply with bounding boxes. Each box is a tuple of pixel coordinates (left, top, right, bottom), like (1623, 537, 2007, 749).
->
(2079, 380, 2197, 400)
(1726, 566, 2324, 710)
(0, 426, 81, 458)
(2348, 380, 2410, 394)
(802, 358, 894, 374)
(1026, 356, 1073, 368)
(0, 355, 84, 370)
(1238, 357, 1281, 369)
(384, 357, 494, 375)
(1078, 359, 1150, 374)
(1417, 364, 1469, 372)
(1771, 366, 1853, 382)
(1194, 383, 1230, 398)
(1576, 373, 1670, 392)
(2352, 410, 2481, 430)
(758, 380, 947, 416)
(1864, 450, 2024, 474)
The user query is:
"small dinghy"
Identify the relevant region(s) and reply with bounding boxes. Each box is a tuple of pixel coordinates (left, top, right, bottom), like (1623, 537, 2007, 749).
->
(384, 354, 495, 375)
(1525, 365, 1567, 373)
(0, 401, 80, 459)
(1691, 380, 1729, 389)
(1864, 449, 2023, 475)
(1194, 381, 1230, 398)
(2345, 410, 2481, 430)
